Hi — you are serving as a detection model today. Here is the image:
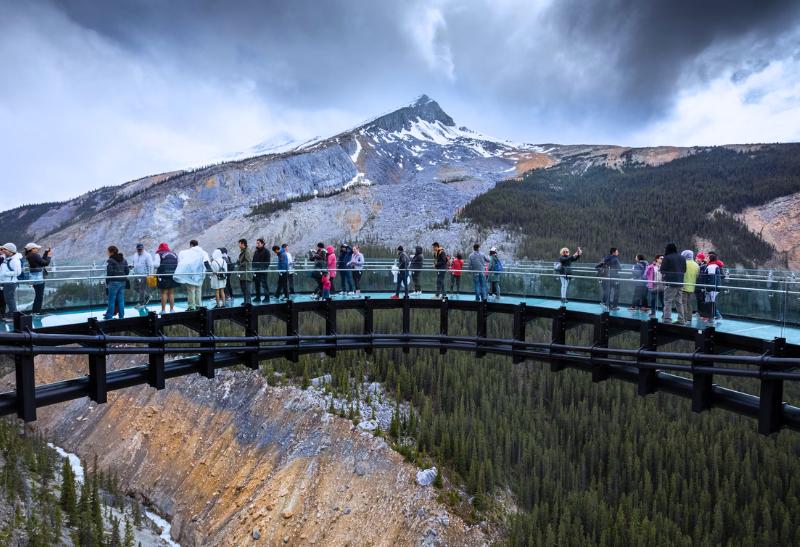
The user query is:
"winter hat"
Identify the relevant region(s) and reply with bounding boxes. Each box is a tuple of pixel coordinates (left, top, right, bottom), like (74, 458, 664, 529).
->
(696, 252, 707, 261)
(397, 245, 404, 252)
(326, 246, 335, 254)
(24, 242, 41, 251)
(1, 243, 17, 254)
(681, 250, 694, 260)
(156, 242, 171, 253)
(489, 246, 497, 253)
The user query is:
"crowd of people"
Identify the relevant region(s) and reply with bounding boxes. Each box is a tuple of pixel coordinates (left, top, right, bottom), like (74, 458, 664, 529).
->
(556, 243, 727, 324)
(0, 235, 726, 325)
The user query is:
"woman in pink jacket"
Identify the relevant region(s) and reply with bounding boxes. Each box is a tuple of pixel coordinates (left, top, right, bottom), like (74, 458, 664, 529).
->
(326, 245, 337, 293)
(645, 255, 663, 318)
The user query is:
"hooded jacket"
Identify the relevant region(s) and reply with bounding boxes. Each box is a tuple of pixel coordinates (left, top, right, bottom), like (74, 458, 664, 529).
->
(410, 246, 424, 271)
(660, 243, 687, 285)
(174, 245, 210, 286)
(0, 253, 22, 283)
(326, 246, 337, 277)
(276, 248, 289, 272)
(106, 253, 129, 283)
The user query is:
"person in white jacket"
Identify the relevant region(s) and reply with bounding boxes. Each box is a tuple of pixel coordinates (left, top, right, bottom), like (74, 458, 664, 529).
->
(209, 248, 228, 309)
(173, 240, 210, 311)
(131, 243, 154, 308)
(0, 243, 23, 322)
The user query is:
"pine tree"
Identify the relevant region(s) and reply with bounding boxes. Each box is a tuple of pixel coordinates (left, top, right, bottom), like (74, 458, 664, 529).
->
(123, 517, 135, 547)
(132, 502, 142, 528)
(60, 459, 78, 524)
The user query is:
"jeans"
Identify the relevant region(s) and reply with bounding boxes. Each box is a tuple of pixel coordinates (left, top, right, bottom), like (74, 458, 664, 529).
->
(490, 280, 501, 298)
(239, 280, 251, 304)
(342, 270, 355, 292)
(602, 279, 620, 308)
(473, 273, 488, 301)
(2, 283, 17, 319)
(186, 284, 203, 309)
(254, 272, 270, 301)
(436, 270, 447, 296)
(30, 271, 45, 314)
(559, 276, 570, 300)
(275, 273, 290, 298)
(449, 275, 461, 294)
(104, 281, 126, 319)
(663, 285, 683, 322)
(648, 289, 664, 314)
(395, 271, 409, 297)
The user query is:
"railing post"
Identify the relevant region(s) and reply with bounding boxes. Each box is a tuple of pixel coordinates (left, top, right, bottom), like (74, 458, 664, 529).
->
(476, 300, 487, 358)
(402, 296, 411, 354)
(363, 297, 374, 356)
(198, 308, 215, 379)
(13, 313, 35, 422)
(285, 300, 299, 363)
(244, 303, 259, 370)
(692, 327, 715, 412)
(591, 312, 610, 383)
(512, 303, 526, 364)
(550, 306, 567, 372)
(325, 298, 337, 358)
(147, 312, 165, 390)
(86, 317, 107, 404)
(758, 337, 786, 435)
(439, 298, 449, 355)
(637, 318, 658, 396)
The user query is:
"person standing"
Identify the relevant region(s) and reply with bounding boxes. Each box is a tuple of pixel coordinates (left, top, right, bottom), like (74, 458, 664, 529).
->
(600, 248, 622, 310)
(488, 247, 503, 299)
(645, 255, 664, 317)
(209, 248, 228, 308)
(321, 272, 332, 300)
(103, 246, 128, 320)
(309, 243, 326, 298)
(704, 252, 725, 322)
(468, 243, 490, 302)
(410, 246, 424, 296)
(660, 243, 686, 324)
(220, 247, 234, 303)
(24, 243, 52, 315)
(679, 250, 699, 324)
(281, 243, 296, 294)
(695, 252, 709, 318)
(338, 244, 355, 295)
(236, 239, 253, 305)
(131, 243, 154, 308)
(449, 252, 464, 296)
(153, 243, 179, 314)
(433, 242, 449, 299)
(0, 243, 22, 322)
(326, 245, 337, 294)
(252, 238, 271, 303)
(173, 240, 209, 311)
(0, 253, 5, 318)
(629, 254, 649, 311)
(348, 244, 365, 296)
(557, 246, 582, 304)
(391, 246, 410, 299)
(273, 245, 290, 300)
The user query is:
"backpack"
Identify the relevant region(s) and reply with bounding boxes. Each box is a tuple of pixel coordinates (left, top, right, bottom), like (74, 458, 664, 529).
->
(17, 257, 30, 281)
(492, 257, 504, 272)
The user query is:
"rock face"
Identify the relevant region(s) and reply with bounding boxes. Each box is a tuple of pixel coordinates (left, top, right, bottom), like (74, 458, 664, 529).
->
(739, 192, 800, 269)
(19, 355, 485, 546)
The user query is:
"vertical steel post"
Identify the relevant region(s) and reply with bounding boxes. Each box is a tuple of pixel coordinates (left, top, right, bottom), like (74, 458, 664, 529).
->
(13, 313, 35, 422)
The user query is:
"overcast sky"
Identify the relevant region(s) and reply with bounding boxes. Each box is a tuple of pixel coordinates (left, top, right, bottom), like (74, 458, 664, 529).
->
(2, 0, 800, 209)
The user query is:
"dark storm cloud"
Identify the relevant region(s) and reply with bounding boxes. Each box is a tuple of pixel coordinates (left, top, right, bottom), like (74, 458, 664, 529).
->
(45, 0, 800, 136)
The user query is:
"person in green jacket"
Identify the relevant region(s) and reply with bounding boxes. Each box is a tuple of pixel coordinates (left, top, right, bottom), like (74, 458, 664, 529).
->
(236, 239, 253, 305)
(680, 250, 699, 324)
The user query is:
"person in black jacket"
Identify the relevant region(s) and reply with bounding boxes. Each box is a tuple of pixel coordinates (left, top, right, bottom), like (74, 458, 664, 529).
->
(252, 238, 271, 303)
(600, 247, 622, 310)
(391, 246, 410, 299)
(433, 242, 448, 298)
(103, 246, 129, 320)
(557, 246, 582, 304)
(629, 254, 649, 311)
(660, 242, 686, 324)
(24, 243, 51, 315)
(410, 246, 424, 295)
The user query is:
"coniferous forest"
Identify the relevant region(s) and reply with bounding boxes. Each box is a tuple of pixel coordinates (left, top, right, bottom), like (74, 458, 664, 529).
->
(460, 145, 800, 267)
(258, 309, 800, 547)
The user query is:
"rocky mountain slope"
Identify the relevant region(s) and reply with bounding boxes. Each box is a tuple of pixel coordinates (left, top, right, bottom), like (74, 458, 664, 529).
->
(0, 95, 792, 263)
(13, 355, 486, 546)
